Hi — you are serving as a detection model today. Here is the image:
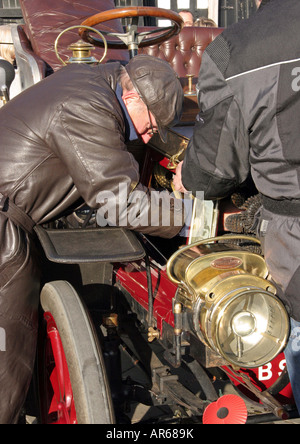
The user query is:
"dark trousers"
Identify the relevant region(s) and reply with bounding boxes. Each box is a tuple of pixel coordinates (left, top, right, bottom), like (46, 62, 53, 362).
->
(256, 206, 300, 321)
(0, 216, 40, 423)
(256, 206, 300, 412)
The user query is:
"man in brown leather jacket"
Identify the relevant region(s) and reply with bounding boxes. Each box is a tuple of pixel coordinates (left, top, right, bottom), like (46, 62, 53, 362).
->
(0, 54, 184, 423)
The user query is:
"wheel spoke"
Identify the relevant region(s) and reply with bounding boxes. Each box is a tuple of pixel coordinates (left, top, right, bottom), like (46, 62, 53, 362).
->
(44, 312, 77, 424)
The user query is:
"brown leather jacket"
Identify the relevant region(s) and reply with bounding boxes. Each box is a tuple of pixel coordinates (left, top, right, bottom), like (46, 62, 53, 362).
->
(0, 62, 183, 422)
(0, 61, 183, 238)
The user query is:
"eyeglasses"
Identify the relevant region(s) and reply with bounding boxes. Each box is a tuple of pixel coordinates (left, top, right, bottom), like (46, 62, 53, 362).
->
(147, 107, 159, 136)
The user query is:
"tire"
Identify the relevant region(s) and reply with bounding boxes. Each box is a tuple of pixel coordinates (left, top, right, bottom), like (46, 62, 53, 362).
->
(39, 280, 115, 424)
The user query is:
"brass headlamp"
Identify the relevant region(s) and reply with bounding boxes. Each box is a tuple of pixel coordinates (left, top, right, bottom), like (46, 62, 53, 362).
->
(167, 235, 290, 369)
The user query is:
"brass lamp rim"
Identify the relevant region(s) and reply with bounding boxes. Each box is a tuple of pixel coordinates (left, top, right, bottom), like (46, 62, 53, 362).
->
(167, 235, 261, 285)
(193, 285, 290, 368)
(215, 288, 290, 368)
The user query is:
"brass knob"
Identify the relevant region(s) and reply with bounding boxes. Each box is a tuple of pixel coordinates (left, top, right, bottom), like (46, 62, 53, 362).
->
(54, 25, 108, 66)
(67, 39, 98, 64)
(186, 74, 195, 95)
(148, 327, 160, 342)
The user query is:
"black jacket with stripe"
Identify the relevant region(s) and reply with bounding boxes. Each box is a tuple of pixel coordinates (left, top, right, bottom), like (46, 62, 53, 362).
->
(182, 0, 300, 202)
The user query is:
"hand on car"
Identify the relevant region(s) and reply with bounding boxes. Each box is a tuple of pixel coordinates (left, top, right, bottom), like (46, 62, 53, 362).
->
(173, 161, 189, 194)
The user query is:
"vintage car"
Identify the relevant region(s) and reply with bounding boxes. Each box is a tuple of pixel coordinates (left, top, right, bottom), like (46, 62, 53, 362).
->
(1, 0, 297, 425)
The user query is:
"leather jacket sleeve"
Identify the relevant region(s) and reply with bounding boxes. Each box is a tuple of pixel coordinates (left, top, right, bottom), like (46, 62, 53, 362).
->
(46, 95, 140, 208)
(46, 94, 183, 238)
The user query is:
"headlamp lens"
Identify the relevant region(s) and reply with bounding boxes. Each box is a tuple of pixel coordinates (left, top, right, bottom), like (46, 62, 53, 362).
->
(214, 290, 289, 368)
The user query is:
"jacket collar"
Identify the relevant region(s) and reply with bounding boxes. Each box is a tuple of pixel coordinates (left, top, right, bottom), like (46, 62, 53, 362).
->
(116, 83, 138, 142)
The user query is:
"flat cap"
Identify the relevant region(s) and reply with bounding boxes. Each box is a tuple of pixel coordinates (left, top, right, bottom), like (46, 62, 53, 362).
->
(125, 55, 184, 142)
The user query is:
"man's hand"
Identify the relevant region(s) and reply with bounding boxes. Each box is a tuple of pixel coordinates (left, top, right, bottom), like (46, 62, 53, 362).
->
(173, 161, 189, 194)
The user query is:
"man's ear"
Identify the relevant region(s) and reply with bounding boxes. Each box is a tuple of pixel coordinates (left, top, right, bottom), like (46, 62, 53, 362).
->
(122, 91, 140, 107)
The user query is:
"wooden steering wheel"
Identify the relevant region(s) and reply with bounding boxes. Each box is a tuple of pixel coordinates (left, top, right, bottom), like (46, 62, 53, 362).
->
(79, 7, 183, 57)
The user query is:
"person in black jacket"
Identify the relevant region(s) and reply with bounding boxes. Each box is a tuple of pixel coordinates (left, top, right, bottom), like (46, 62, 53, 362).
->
(173, 0, 300, 413)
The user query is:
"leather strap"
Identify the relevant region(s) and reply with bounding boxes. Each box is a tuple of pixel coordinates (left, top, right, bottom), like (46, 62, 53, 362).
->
(0, 193, 35, 234)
